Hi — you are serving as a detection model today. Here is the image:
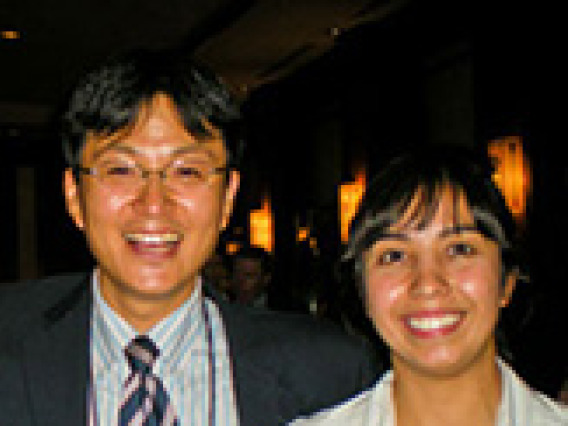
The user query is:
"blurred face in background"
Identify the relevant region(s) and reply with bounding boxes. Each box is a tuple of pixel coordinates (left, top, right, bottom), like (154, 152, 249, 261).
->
(233, 257, 267, 300)
(203, 253, 232, 293)
(363, 187, 516, 378)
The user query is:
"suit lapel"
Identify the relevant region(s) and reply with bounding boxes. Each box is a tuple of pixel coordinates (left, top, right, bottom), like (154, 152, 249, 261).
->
(211, 292, 304, 426)
(233, 357, 281, 426)
(214, 299, 278, 426)
(21, 274, 91, 425)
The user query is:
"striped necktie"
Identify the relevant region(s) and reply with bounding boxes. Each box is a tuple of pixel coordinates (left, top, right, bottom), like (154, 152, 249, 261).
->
(119, 336, 179, 426)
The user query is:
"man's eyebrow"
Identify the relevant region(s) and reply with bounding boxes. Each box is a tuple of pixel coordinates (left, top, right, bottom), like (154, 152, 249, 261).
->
(92, 142, 135, 162)
(92, 142, 218, 162)
(438, 225, 479, 238)
(171, 144, 217, 159)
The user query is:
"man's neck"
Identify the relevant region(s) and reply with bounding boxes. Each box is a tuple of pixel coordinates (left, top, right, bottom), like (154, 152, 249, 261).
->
(97, 272, 199, 333)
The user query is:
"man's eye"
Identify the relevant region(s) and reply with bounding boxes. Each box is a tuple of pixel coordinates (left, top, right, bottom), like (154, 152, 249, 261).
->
(104, 164, 136, 176)
(172, 166, 204, 179)
(448, 242, 476, 257)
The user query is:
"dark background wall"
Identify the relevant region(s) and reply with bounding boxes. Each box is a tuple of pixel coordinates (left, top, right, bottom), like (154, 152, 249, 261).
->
(1, 0, 565, 396)
(238, 2, 567, 395)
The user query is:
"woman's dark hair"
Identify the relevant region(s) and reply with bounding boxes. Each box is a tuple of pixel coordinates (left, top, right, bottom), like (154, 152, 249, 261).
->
(60, 48, 243, 170)
(344, 145, 523, 297)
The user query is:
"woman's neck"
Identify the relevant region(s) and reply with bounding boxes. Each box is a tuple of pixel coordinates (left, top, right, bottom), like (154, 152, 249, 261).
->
(392, 346, 502, 426)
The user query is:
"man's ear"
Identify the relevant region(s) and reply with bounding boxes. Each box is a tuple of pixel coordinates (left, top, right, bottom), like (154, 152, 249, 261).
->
(220, 170, 240, 231)
(500, 269, 518, 308)
(63, 168, 85, 230)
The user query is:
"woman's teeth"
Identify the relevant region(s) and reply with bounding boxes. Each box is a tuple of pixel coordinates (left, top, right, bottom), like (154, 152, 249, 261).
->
(406, 314, 462, 331)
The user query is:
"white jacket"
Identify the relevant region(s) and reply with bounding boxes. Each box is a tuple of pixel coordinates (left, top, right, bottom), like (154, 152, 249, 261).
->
(289, 359, 568, 425)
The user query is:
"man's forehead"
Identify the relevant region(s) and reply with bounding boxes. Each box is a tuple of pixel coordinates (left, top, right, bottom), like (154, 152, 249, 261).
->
(82, 92, 224, 154)
(83, 126, 225, 164)
(93, 139, 220, 159)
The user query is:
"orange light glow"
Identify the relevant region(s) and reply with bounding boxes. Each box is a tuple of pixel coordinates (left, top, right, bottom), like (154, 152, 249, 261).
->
(297, 226, 310, 242)
(225, 241, 241, 255)
(1, 30, 20, 40)
(250, 197, 274, 253)
(309, 237, 318, 251)
(339, 172, 366, 243)
(488, 136, 531, 222)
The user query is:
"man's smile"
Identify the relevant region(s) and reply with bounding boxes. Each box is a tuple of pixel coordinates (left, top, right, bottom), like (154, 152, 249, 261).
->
(124, 232, 182, 256)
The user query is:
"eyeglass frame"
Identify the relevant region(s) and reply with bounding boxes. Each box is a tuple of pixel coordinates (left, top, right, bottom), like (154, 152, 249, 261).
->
(74, 160, 232, 196)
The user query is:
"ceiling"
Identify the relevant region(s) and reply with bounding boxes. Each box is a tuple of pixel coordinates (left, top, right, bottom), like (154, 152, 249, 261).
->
(0, 0, 408, 127)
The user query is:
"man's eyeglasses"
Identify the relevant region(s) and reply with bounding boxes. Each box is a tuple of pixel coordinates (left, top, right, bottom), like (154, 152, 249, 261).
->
(77, 158, 229, 196)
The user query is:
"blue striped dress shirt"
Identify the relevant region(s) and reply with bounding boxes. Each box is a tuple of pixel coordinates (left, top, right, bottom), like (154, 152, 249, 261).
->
(89, 271, 239, 425)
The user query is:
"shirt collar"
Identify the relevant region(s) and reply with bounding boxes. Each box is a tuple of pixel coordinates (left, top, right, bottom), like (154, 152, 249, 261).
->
(367, 359, 514, 426)
(497, 358, 522, 426)
(91, 270, 205, 377)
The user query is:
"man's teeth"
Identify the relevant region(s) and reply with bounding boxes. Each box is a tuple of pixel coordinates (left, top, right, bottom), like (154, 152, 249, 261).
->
(124, 233, 180, 244)
(407, 314, 462, 331)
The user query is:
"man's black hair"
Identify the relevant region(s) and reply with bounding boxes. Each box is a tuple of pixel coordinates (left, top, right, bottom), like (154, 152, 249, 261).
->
(60, 48, 243, 170)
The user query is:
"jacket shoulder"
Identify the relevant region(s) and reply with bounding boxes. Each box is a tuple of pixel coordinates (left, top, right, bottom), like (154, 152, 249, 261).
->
(221, 303, 381, 417)
(224, 302, 374, 354)
(0, 272, 89, 334)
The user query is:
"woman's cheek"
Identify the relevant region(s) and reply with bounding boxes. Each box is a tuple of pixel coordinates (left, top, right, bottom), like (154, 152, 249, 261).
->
(366, 272, 405, 315)
(453, 264, 498, 301)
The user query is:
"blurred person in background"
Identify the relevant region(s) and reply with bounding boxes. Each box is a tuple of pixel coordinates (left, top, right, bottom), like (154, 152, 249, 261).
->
(232, 244, 272, 308)
(202, 249, 234, 301)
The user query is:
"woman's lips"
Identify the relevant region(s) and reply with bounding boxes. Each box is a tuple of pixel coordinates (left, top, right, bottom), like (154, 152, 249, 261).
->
(403, 311, 465, 338)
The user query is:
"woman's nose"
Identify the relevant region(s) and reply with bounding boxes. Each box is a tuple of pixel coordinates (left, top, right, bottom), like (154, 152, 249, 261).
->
(409, 254, 450, 298)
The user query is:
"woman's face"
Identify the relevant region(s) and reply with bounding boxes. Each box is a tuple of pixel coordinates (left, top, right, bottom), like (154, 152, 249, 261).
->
(363, 187, 516, 378)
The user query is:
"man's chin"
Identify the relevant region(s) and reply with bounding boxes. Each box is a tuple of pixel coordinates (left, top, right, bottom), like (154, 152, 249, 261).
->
(124, 278, 197, 301)
(101, 270, 197, 300)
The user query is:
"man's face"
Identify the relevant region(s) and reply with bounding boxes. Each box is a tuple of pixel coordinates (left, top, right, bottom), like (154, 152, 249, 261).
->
(64, 94, 239, 308)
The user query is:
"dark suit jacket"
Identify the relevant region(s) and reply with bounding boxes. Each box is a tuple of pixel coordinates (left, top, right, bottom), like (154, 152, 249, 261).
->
(0, 273, 379, 425)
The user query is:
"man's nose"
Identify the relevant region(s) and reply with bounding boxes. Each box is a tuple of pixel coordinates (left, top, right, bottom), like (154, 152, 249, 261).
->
(134, 172, 169, 214)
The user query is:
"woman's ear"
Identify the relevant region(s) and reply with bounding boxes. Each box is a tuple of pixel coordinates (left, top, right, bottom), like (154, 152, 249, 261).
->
(500, 269, 518, 308)
(63, 168, 85, 230)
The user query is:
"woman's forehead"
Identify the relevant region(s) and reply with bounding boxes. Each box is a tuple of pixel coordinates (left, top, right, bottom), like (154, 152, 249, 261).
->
(390, 184, 474, 232)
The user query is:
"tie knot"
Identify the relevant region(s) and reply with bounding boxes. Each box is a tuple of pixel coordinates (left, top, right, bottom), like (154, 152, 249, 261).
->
(124, 336, 159, 374)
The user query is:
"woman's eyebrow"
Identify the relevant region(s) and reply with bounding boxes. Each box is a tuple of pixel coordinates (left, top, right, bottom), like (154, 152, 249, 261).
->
(438, 225, 479, 238)
(373, 232, 411, 242)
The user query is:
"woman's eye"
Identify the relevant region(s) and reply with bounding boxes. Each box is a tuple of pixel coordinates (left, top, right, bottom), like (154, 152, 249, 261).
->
(448, 242, 476, 257)
(377, 249, 405, 266)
